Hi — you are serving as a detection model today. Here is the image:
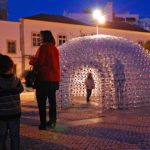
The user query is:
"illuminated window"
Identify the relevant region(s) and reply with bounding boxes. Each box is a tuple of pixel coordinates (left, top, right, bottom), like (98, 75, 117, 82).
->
(58, 35, 67, 46)
(7, 40, 16, 53)
(32, 32, 40, 47)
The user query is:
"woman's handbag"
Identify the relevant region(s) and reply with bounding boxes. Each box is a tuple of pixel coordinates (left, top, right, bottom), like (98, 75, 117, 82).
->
(25, 67, 37, 89)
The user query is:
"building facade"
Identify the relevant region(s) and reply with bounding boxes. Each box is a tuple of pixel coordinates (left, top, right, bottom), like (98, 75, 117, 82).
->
(138, 18, 150, 31)
(0, 20, 22, 75)
(114, 12, 139, 24)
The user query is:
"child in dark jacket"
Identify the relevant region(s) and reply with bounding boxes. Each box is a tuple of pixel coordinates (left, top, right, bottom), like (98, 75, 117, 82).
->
(0, 54, 24, 150)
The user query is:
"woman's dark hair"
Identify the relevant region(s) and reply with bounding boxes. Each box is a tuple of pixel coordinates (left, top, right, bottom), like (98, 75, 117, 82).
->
(0, 54, 14, 73)
(40, 30, 56, 45)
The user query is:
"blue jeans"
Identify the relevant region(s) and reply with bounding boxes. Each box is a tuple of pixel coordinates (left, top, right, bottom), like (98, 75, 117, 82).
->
(0, 118, 20, 150)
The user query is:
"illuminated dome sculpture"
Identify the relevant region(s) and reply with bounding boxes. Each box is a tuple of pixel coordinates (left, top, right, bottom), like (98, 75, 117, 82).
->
(57, 35, 150, 112)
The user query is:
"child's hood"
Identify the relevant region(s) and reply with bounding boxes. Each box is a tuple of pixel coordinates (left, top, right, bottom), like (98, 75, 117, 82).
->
(0, 74, 19, 89)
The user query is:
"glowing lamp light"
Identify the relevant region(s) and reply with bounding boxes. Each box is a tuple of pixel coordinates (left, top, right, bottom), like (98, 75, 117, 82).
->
(93, 9, 102, 20)
(98, 15, 106, 24)
(93, 9, 106, 35)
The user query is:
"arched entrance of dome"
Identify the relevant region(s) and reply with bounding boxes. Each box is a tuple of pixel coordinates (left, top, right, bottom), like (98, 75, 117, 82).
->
(68, 66, 102, 106)
(57, 61, 115, 112)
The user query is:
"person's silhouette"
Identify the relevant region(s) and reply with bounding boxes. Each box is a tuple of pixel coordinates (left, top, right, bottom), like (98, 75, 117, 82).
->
(112, 59, 125, 109)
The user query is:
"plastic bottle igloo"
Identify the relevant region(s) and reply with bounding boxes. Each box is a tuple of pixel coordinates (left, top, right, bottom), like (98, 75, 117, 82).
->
(57, 35, 150, 111)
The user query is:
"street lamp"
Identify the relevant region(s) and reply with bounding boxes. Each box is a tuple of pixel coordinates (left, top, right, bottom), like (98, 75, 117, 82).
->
(93, 9, 106, 35)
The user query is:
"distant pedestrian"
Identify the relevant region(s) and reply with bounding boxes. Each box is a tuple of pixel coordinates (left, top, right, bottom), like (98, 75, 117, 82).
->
(85, 73, 95, 103)
(29, 30, 60, 130)
(0, 54, 24, 150)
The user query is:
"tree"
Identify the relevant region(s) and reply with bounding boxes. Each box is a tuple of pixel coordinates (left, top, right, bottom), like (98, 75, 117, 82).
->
(144, 40, 150, 52)
(83, 8, 92, 13)
(138, 40, 150, 53)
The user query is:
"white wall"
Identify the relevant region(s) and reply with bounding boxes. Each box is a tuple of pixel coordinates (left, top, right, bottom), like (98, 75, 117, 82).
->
(99, 27, 150, 42)
(103, 2, 113, 22)
(0, 21, 22, 76)
(21, 19, 95, 70)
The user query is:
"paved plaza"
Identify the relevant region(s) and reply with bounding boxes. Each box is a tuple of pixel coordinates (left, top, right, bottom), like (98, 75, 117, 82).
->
(17, 92, 150, 150)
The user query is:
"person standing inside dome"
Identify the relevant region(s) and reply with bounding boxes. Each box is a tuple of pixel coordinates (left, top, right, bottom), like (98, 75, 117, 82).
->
(85, 73, 95, 103)
(29, 30, 60, 130)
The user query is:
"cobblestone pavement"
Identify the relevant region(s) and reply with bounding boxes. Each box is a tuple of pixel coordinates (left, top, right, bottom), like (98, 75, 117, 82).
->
(17, 95, 150, 150)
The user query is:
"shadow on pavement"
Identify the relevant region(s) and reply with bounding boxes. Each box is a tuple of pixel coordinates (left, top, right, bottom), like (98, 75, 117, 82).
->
(21, 135, 74, 150)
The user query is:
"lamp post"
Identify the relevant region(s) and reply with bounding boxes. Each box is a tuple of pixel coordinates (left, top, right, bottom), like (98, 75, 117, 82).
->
(93, 9, 106, 35)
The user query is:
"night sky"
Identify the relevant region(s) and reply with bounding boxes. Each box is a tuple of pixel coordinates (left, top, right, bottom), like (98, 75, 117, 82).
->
(9, 0, 150, 21)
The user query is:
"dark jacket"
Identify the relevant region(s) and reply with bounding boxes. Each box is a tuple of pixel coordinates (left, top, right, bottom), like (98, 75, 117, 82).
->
(0, 74, 24, 120)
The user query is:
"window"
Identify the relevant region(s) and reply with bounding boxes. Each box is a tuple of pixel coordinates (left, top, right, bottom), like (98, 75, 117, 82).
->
(58, 35, 67, 46)
(114, 17, 125, 22)
(32, 32, 40, 47)
(7, 40, 16, 53)
(126, 17, 136, 22)
(13, 64, 16, 74)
